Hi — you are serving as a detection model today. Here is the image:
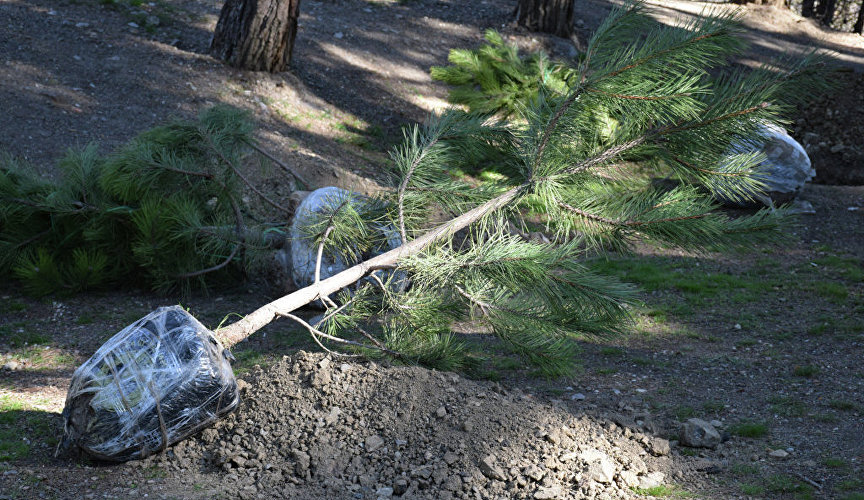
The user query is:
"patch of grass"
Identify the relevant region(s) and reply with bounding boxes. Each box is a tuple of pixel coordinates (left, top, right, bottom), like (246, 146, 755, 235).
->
(740, 483, 765, 496)
(674, 405, 695, 421)
(813, 255, 864, 282)
(768, 396, 808, 417)
(731, 421, 768, 438)
(839, 494, 864, 500)
(632, 484, 694, 498)
(823, 457, 847, 468)
(793, 364, 820, 378)
(600, 346, 625, 357)
(75, 314, 95, 325)
(0, 301, 26, 313)
(829, 399, 859, 411)
(838, 479, 864, 491)
(729, 462, 760, 476)
(756, 474, 815, 498)
(701, 401, 725, 414)
(735, 338, 757, 348)
(0, 395, 56, 462)
(595, 367, 617, 375)
(811, 281, 849, 302)
(230, 349, 269, 375)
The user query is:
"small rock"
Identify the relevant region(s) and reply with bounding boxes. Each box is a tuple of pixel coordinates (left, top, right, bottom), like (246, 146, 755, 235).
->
(365, 435, 385, 452)
(709, 420, 723, 429)
(75, 22, 89, 28)
(324, 406, 342, 425)
(375, 486, 394, 497)
(145, 15, 160, 27)
(648, 437, 671, 456)
(393, 478, 409, 495)
(2, 361, 20, 371)
(479, 455, 506, 481)
(587, 458, 616, 484)
(639, 471, 665, 489)
(619, 470, 640, 488)
(680, 419, 722, 449)
(200, 428, 218, 444)
(461, 420, 473, 432)
(334, 32, 343, 38)
(769, 449, 789, 458)
(127, 22, 139, 28)
(443, 451, 459, 465)
(734, 323, 742, 330)
(523, 464, 545, 482)
(534, 486, 563, 499)
(436, 406, 447, 418)
(570, 393, 586, 401)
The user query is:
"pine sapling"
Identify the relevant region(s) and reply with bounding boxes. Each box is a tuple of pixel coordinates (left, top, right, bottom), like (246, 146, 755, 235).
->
(60, 1, 832, 461)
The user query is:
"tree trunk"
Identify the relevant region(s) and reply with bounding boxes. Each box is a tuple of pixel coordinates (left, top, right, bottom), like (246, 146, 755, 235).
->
(801, 0, 815, 17)
(822, 0, 837, 24)
(210, 0, 300, 72)
(516, 0, 575, 38)
(855, 0, 864, 33)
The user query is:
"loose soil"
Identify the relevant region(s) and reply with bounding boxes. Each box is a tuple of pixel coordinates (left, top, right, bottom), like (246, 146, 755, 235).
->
(1, 0, 863, 499)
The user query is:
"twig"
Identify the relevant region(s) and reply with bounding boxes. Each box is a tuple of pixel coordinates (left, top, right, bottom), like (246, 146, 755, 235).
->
(247, 141, 311, 190)
(792, 472, 822, 491)
(281, 312, 403, 357)
(398, 136, 439, 244)
(175, 193, 246, 279)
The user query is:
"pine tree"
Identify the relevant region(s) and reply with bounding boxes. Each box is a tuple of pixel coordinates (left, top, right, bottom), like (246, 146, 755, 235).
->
(212, 3, 832, 375)
(0, 107, 304, 295)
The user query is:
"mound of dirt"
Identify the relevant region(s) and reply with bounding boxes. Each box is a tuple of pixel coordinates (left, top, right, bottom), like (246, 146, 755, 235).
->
(792, 69, 864, 186)
(130, 352, 705, 499)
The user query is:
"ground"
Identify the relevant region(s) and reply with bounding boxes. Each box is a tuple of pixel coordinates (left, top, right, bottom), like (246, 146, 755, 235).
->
(1, 0, 863, 498)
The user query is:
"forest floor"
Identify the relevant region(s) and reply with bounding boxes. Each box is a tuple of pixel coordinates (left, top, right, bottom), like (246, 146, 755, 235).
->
(1, 0, 863, 498)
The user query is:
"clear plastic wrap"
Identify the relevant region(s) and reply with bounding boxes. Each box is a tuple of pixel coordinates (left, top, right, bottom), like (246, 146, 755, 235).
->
(61, 306, 239, 462)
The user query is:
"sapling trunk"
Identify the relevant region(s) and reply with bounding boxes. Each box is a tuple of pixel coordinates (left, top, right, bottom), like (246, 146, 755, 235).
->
(214, 186, 522, 347)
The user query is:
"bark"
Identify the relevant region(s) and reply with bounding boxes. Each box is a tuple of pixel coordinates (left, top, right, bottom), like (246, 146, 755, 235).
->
(821, 0, 837, 24)
(855, 0, 864, 33)
(515, 0, 575, 38)
(801, 0, 816, 17)
(210, 0, 300, 72)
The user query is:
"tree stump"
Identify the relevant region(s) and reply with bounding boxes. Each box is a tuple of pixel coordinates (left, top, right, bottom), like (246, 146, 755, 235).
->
(515, 0, 575, 38)
(210, 0, 301, 72)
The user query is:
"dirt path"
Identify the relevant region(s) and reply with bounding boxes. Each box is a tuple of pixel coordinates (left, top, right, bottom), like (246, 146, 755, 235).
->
(1, 0, 863, 499)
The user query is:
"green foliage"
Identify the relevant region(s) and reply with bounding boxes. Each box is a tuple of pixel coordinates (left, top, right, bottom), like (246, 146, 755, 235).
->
(431, 30, 577, 118)
(731, 421, 769, 438)
(281, 2, 832, 374)
(0, 106, 286, 295)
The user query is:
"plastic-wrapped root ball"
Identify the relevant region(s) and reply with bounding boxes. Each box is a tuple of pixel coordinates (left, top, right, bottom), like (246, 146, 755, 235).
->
(61, 306, 239, 462)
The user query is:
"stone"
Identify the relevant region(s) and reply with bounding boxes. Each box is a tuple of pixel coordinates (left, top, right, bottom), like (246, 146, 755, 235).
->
(619, 470, 640, 488)
(570, 393, 586, 401)
(2, 361, 20, 371)
(580, 448, 616, 484)
(479, 455, 506, 481)
(587, 458, 616, 484)
(443, 451, 459, 465)
(290, 187, 401, 289)
(365, 435, 385, 452)
(393, 478, 409, 495)
(638, 471, 665, 489)
(534, 486, 563, 499)
(719, 123, 815, 206)
(769, 449, 789, 458)
(680, 418, 722, 449)
(436, 406, 447, 418)
(648, 437, 671, 456)
(375, 486, 394, 497)
(523, 464, 545, 482)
